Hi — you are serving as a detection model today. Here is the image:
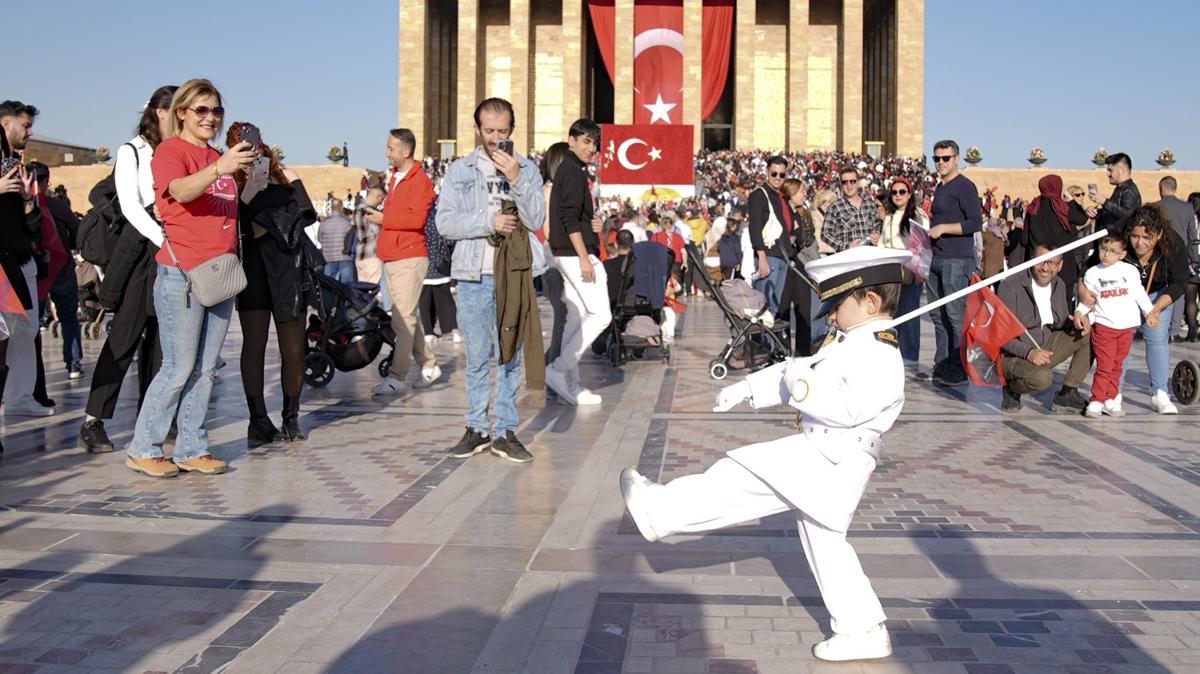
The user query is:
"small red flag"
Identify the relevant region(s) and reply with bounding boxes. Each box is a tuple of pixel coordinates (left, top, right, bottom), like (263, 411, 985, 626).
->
(961, 274, 1027, 387)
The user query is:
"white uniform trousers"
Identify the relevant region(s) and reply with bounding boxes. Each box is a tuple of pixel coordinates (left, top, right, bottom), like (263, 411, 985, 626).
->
(2, 261, 40, 407)
(643, 457, 887, 636)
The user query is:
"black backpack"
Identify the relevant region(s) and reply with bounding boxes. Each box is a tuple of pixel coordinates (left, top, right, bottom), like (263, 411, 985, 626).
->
(78, 142, 138, 267)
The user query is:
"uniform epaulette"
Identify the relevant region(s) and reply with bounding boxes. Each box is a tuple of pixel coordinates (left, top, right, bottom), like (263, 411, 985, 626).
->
(874, 329, 899, 348)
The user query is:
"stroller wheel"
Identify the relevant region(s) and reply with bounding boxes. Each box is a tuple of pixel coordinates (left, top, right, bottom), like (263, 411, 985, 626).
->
(304, 351, 336, 388)
(377, 353, 394, 379)
(709, 360, 728, 380)
(1173, 359, 1199, 405)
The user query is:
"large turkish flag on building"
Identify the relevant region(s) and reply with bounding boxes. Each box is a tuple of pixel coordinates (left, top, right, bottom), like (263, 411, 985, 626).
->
(634, 0, 683, 125)
(598, 124, 694, 185)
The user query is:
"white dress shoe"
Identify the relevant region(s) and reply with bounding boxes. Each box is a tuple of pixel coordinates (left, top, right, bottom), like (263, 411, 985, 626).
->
(813, 624, 892, 662)
(619, 467, 660, 542)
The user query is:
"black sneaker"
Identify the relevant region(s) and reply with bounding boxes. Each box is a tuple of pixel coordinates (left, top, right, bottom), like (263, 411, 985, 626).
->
(1000, 386, 1021, 413)
(447, 427, 491, 459)
(1052, 388, 1089, 414)
(79, 419, 115, 453)
(490, 431, 534, 464)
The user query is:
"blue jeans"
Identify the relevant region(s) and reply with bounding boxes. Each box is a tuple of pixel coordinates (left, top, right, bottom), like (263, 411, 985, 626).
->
(127, 265, 233, 461)
(324, 259, 356, 284)
(1120, 292, 1174, 395)
(49, 271, 82, 368)
(925, 256, 973, 378)
(458, 275, 522, 436)
(753, 256, 787, 314)
(897, 282, 923, 363)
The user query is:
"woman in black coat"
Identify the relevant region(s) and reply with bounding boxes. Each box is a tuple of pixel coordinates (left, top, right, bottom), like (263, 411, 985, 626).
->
(1023, 174, 1089, 297)
(227, 123, 316, 446)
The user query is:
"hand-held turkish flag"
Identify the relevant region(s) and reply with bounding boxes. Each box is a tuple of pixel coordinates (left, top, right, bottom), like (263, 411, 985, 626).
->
(960, 274, 1026, 387)
(598, 124, 694, 185)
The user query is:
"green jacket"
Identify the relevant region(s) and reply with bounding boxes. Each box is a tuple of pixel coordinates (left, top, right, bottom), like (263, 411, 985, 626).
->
(494, 222, 544, 390)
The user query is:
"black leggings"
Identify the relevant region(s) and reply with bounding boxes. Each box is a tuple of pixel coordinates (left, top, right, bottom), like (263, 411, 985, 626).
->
(238, 310, 305, 403)
(419, 283, 457, 336)
(1187, 282, 1199, 335)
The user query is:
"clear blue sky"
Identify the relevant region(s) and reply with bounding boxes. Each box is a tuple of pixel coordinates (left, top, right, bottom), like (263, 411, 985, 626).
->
(7, 1, 1196, 169)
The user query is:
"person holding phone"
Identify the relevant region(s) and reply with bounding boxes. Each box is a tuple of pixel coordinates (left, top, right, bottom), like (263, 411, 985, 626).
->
(1087, 153, 1142, 237)
(124, 79, 257, 478)
(226, 122, 315, 446)
(0, 100, 50, 420)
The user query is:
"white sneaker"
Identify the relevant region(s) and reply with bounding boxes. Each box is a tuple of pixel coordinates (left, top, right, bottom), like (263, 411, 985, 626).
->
(813, 624, 892, 662)
(372, 376, 407, 396)
(619, 467, 660, 542)
(574, 388, 603, 405)
(1084, 401, 1103, 418)
(5, 399, 56, 417)
(1103, 398, 1125, 418)
(545, 366, 576, 405)
(413, 364, 442, 389)
(1151, 390, 1179, 415)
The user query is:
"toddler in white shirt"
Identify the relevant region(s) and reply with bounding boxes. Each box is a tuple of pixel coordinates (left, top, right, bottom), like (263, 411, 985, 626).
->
(1075, 235, 1159, 417)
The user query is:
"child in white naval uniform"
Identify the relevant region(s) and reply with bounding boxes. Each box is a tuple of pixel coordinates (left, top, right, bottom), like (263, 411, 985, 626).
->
(620, 246, 912, 662)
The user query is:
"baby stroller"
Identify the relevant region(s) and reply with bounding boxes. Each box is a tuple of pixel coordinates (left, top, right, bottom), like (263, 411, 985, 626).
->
(685, 246, 791, 380)
(303, 271, 396, 388)
(76, 261, 106, 339)
(604, 242, 676, 368)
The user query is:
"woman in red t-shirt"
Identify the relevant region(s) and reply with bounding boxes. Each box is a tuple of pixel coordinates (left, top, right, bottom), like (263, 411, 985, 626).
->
(125, 79, 257, 479)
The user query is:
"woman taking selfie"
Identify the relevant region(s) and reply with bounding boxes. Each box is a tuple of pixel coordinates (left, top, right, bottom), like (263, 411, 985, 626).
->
(125, 79, 257, 478)
(78, 84, 176, 453)
(226, 121, 315, 446)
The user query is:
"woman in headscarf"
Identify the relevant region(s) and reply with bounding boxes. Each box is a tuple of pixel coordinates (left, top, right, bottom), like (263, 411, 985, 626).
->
(1023, 174, 1089, 296)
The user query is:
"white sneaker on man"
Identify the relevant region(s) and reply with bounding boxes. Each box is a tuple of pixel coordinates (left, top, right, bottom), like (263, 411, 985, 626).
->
(1103, 398, 1125, 417)
(812, 624, 892, 661)
(619, 467, 660, 542)
(372, 376, 407, 396)
(1151, 390, 1178, 415)
(413, 364, 442, 389)
(564, 368, 601, 405)
(5, 399, 56, 417)
(545, 366, 576, 404)
(1084, 401, 1103, 418)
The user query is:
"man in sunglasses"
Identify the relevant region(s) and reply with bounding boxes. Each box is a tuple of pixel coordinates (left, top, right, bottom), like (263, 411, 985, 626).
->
(747, 155, 793, 313)
(823, 167, 881, 252)
(925, 139, 983, 386)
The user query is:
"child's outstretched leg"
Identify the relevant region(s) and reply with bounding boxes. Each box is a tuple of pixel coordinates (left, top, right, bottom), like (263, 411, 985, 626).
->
(797, 511, 891, 661)
(621, 457, 792, 542)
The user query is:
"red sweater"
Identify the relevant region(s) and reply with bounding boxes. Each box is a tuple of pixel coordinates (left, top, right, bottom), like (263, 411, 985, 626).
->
(377, 164, 435, 261)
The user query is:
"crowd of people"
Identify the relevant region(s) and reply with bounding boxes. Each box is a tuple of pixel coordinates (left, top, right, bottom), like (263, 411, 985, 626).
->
(3, 86, 1198, 469)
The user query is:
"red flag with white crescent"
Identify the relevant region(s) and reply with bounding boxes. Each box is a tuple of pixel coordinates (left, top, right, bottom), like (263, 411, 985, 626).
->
(598, 124, 694, 185)
(634, 0, 683, 125)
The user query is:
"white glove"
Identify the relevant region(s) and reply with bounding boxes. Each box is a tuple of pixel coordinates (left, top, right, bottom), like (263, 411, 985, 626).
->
(713, 380, 752, 412)
(782, 358, 814, 403)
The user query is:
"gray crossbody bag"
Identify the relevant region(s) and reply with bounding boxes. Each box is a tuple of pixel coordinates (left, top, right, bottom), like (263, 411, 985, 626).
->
(162, 221, 247, 308)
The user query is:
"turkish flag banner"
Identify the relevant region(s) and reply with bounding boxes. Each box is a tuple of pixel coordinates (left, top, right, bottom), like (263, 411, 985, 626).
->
(634, 0, 683, 125)
(598, 124, 694, 186)
(960, 274, 1027, 387)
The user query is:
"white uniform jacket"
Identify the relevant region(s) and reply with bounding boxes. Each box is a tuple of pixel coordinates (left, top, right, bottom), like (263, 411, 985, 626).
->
(726, 322, 906, 532)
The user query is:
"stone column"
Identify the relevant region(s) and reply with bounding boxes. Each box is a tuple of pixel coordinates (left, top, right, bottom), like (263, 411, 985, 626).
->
(456, 0, 480, 155)
(509, 0, 531, 152)
(895, 0, 925, 158)
(788, 0, 809, 152)
(682, 0, 703, 149)
(398, 0, 427, 149)
(562, 0, 584, 132)
(840, 0, 863, 153)
(614, 0, 635, 124)
(734, 0, 755, 150)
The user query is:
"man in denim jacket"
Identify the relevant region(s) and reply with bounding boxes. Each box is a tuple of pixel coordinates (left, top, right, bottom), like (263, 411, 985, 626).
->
(436, 97, 546, 464)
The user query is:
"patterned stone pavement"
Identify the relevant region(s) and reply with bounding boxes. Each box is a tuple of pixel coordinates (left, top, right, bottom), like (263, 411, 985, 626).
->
(1, 300, 1198, 673)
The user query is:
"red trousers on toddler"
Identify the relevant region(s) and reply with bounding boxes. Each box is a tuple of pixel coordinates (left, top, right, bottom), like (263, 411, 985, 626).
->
(1090, 323, 1134, 403)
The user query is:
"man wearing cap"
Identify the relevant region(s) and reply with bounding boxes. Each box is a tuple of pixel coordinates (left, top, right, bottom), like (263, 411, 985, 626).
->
(620, 246, 912, 662)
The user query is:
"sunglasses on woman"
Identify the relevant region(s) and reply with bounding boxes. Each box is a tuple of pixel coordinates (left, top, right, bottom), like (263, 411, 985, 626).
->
(890, 189, 909, 196)
(189, 106, 225, 118)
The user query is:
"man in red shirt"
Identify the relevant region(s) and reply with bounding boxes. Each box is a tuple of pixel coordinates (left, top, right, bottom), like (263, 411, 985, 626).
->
(370, 128, 440, 395)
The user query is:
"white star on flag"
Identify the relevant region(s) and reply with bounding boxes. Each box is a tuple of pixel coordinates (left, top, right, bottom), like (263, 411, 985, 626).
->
(643, 94, 676, 124)
(648, 147, 663, 161)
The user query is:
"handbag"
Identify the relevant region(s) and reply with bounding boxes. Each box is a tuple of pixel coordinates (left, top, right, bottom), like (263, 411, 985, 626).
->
(162, 223, 247, 308)
(755, 187, 784, 248)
